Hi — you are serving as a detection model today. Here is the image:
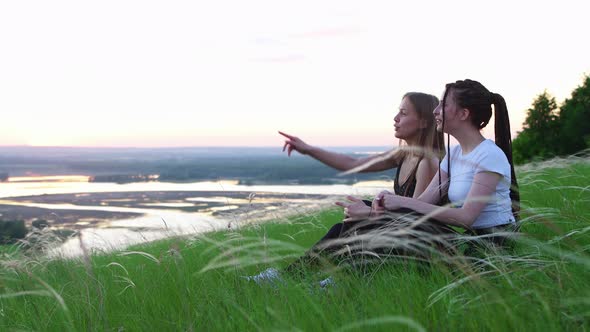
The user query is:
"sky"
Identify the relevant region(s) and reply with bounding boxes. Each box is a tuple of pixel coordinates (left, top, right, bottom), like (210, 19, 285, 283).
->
(0, 0, 589, 148)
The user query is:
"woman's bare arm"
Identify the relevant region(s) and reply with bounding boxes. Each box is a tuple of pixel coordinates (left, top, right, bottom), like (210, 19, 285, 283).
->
(412, 157, 439, 198)
(280, 131, 399, 172)
(382, 171, 503, 228)
(415, 169, 449, 204)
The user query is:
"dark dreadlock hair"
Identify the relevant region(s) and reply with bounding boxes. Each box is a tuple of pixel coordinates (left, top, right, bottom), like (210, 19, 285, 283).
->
(440, 79, 520, 220)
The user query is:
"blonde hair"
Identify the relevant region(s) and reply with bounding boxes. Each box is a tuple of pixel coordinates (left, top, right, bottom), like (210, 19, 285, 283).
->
(396, 92, 445, 161)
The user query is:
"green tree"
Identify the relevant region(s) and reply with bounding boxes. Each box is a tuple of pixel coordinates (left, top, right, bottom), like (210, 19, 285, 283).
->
(558, 75, 590, 155)
(513, 91, 560, 164)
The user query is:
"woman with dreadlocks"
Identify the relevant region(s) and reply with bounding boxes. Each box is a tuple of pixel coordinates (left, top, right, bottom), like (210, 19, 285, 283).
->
(373, 79, 520, 252)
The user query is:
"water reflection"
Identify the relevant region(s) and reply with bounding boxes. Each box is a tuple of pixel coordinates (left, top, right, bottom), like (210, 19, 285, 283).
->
(2, 177, 392, 257)
(1, 178, 392, 199)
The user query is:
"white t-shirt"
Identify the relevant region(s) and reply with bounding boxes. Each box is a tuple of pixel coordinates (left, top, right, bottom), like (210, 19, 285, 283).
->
(440, 139, 515, 229)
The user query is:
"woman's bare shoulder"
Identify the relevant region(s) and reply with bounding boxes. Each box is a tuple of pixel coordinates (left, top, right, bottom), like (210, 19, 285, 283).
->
(377, 148, 402, 163)
(418, 156, 440, 173)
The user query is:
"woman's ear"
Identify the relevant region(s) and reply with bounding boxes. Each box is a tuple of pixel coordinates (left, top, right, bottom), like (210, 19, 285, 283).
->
(459, 108, 470, 121)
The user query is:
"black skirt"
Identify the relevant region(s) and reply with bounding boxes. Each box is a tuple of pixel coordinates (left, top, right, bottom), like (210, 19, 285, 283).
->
(285, 208, 459, 274)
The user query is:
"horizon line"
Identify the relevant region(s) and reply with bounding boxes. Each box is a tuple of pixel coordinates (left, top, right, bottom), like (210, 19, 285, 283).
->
(0, 144, 394, 149)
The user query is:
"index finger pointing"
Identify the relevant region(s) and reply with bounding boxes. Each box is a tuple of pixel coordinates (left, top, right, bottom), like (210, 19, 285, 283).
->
(278, 131, 294, 139)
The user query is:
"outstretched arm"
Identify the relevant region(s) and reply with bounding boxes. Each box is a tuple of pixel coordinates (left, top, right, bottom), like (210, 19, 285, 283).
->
(279, 131, 398, 172)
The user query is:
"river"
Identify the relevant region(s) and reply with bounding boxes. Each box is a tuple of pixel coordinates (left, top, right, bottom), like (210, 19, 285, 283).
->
(1, 176, 392, 257)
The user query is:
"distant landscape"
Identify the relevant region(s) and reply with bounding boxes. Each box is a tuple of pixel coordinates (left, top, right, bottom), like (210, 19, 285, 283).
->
(0, 146, 395, 185)
(0, 146, 395, 254)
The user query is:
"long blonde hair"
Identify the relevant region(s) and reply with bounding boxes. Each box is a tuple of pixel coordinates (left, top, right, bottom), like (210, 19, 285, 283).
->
(396, 92, 445, 161)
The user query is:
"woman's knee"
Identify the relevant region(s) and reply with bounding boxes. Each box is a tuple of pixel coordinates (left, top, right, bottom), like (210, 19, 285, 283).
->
(325, 223, 344, 238)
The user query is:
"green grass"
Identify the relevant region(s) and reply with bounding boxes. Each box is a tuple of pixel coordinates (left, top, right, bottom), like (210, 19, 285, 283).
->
(1, 157, 589, 331)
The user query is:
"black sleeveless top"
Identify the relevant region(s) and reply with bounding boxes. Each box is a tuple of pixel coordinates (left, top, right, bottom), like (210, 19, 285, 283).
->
(393, 156, 422, 198)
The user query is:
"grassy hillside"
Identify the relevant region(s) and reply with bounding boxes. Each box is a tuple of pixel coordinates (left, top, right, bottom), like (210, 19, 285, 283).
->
(0, 157, 589, 331)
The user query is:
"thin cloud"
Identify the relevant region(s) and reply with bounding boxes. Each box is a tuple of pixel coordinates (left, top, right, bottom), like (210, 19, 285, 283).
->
(288, 26, 362, 39)
(252, 37, 284, 46)
(250, 54, 306, 63)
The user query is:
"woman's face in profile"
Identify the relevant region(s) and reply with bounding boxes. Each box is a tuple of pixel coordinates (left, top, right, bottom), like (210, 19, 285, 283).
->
(433, 97, 444, 132)
(434, 89, 460, 133)
(393, 97, 423, 140)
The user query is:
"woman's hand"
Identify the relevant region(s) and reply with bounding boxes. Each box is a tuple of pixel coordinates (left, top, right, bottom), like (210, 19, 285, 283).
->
(380, 193, 408, 211)
(279, 131, 312, 156)
(374, 190, 393, 201)
(370, 190, 390, 216)
(335, 196, 371, 222)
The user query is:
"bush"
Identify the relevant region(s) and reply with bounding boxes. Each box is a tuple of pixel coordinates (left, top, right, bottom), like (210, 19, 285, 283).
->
(0, 219, 28, 244)
(32, 219, 49, 229)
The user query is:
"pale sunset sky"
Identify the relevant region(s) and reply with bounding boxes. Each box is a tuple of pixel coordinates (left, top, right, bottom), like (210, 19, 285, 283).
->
(0, 0, 588, 148)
